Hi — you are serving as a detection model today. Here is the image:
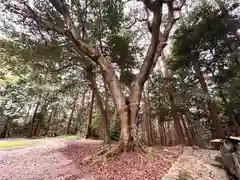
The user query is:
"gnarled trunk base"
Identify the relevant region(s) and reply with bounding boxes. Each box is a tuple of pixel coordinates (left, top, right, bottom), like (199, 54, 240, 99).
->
(82, 137, 147, 164)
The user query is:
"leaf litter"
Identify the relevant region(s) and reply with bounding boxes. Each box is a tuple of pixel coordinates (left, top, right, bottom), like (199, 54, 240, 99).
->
(0, 140, 185, 180)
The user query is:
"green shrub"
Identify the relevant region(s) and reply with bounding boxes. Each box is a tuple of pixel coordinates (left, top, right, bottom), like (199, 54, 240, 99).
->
(110, 121, 120, 140)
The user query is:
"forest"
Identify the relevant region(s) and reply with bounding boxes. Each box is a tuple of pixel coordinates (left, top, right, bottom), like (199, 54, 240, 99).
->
(0, 0, 239, 179)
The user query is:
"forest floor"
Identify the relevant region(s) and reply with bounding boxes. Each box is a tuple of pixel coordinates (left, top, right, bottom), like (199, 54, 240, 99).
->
(0, 138, 228, 180)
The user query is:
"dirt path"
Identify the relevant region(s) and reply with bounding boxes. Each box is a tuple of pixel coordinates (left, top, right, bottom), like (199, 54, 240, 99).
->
(0, 140, 184, 180)
(0, 139, 98, 180)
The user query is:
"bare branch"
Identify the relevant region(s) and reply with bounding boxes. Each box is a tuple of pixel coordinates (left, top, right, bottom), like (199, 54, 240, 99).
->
(49, 0, 70, 17)
(173, 0, 186, 10)
(21, 2, 64, 34)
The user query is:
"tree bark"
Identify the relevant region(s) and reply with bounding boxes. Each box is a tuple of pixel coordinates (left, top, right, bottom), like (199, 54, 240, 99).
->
(87, 67, 110, 143)
(161, 52, 186, 144)
(75, 90, 87, 134)
(194, 61, 223, 138)
(86, 89, 94, 139)
(0, 119, 9, 138)
(162, 122, 167, 146)
(28, 102, 40, 137)
(159, 122, 164, 145)
(179, 113, 193, 145)
(66, 95, 78, 135)
(33, 99, 48, 137)
(143, 91, 155, 146)
(44, 107, 55, 136)
(25, 104, 32, 125)
(167, 121, 173, 146)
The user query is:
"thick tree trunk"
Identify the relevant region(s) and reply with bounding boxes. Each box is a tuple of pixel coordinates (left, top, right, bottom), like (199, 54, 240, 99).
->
(194, 61, 223, 138)
(86, 90, 94, 139)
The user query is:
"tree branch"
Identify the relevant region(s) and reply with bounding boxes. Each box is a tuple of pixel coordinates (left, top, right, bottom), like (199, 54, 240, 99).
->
(22, 2, 64, 34)
(137, 0, 162, 12)
(173, 0, 187, 10)
(133, 4, 163, 89)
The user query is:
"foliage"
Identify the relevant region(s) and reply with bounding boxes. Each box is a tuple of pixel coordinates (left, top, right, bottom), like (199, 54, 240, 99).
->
(110, 121, 121, 140)
(170, 1, 240, 128)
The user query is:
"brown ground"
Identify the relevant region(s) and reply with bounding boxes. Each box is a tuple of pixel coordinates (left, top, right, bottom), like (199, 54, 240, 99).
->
(0, 139, 185, 180)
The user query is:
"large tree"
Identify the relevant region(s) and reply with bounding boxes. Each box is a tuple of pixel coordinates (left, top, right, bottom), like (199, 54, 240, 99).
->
(1, 0, 186, 153)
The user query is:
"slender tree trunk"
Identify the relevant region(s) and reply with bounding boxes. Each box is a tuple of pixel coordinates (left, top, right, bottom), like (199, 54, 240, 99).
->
(33, 118, 40, 137)
(79, 90, 88, 128)
(87, 67, 110, 143)
(86, 90, 94, 139)
(0, 119, 9, 138)
(170, 97, 185, 144)
(167, 121, 173, 146)
(25, 104, 32, 125)
(33, 99, 48, 137)
(194, 61, 223, 138)
(183, 114, 196, 145)
(45, 108, 55, 136)
(162, 123, 167, 146)
(183, 111, 197, 144)
(28, 102, 40, 137)
(161, 52, 185, 144)
(66, 95, 78, 135)
(143, 92, 154, 146)
(158, 122, 164, 145)
(0, 101, 8, 138)
(75, 90, 87, 134)
(179, 113, 193, 145)
(6, 120, 12, 138)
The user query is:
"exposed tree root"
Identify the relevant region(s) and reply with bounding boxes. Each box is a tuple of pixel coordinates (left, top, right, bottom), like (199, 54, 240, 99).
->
(81, 144, 119, 163)
(82, 140, 156, 165)
(81, 137, 163, 165)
